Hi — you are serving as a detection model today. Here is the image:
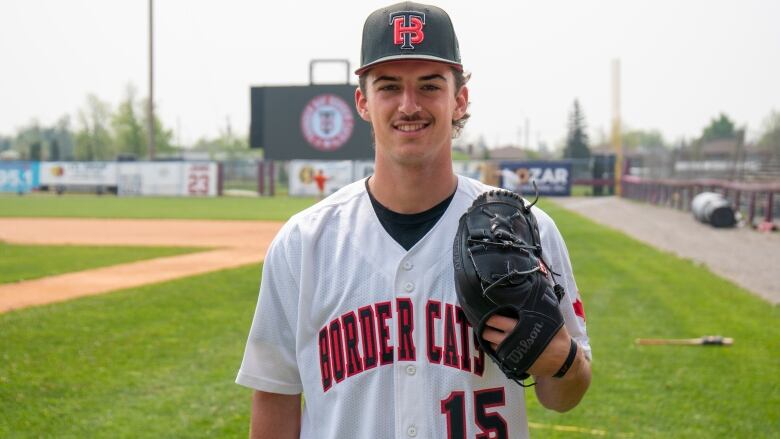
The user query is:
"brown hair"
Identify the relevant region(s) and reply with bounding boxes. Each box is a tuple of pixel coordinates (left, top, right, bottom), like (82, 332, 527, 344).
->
(358, 67, 471, 138)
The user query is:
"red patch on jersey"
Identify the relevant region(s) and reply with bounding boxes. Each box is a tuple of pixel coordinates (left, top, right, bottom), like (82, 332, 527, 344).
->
(573, 297, 586, 320)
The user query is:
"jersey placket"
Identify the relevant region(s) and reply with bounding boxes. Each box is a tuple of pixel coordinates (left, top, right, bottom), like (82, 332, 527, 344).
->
(393, 251, 426, 439)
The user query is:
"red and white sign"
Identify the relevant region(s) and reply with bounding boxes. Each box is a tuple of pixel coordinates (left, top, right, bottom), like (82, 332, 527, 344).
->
(40, 162, 117, 186)
(185, 163, 214, 196)
(301, 94, 354, 151)
(117, 162, 217, 197)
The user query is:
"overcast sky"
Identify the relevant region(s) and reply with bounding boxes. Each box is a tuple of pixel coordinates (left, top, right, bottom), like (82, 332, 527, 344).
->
(1, 0, 778, 149)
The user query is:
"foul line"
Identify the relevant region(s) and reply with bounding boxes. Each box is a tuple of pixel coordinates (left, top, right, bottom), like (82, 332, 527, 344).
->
(529, 421, 633, 437)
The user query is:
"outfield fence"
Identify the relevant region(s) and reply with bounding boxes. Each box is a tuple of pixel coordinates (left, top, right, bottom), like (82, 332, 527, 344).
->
(5, 158, 778, 229)
(0, 160, 222, 196)
(622, 176, 780, 226)
(249, 158, 609, 197)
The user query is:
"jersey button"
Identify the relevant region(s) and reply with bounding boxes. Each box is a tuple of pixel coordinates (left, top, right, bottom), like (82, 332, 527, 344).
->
(407, 425, 417, 437)
(403, 261, 413, 271)
(404, 282, 415, 292)
(406, 365, 416, 375)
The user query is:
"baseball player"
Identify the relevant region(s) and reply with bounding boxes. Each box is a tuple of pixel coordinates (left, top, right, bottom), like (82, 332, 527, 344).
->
(236, 3, 591, 438)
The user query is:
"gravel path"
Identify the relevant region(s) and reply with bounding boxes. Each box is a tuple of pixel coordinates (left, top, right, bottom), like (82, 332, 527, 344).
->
(549, 197, 780, 304)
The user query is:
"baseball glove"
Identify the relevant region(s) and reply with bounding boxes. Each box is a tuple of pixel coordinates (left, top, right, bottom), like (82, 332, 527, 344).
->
(453, 189, 566, 383)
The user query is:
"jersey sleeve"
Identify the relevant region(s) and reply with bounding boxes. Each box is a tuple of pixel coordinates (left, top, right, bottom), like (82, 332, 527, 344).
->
(533, 207, 592, 360)
(236, 224, 304, 394)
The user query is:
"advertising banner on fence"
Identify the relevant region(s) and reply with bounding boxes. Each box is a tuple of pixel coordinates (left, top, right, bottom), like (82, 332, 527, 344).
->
(288, 160, 354, 197)
(353, 160, 493, 186)
(0, 161, 39, 193)
(498, 161, 572, 196)
(117, 162, 218, 196)
(352, 160, 375, 181)
(118, 162, 181, 196)
(183, 163, 218, 196)
(39, 162, 117, 187)
(452, 161, 485, 182)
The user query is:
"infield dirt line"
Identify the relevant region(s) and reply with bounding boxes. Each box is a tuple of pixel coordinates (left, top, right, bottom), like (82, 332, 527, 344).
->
(0, 218, 284, 313)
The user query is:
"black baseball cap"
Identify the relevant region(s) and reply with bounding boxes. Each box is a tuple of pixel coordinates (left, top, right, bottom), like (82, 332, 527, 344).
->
(355, 2, 462, 75)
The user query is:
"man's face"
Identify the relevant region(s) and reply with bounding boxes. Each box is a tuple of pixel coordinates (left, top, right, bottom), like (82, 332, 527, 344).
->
(355, 60, 468, 167)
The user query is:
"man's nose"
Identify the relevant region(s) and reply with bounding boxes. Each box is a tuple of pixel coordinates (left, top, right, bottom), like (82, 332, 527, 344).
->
(398, 88, 421, 115)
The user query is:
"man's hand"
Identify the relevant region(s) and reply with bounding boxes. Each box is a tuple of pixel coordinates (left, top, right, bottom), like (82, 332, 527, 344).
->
(482, 314, 573, 377)
(483, 314, 591, 412)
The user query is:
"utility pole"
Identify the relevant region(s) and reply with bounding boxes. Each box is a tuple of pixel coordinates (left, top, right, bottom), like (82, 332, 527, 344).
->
(524, 117, 530, 150)
(148, 0, 156, 160)
(612, 59, 622, 196)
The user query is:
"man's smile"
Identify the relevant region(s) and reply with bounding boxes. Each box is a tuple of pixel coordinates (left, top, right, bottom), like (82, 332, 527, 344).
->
(393, 120, 431, 133)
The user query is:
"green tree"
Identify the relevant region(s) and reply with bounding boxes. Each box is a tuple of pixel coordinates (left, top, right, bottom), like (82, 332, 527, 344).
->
(139, 98, 175, 157)
(701, 113, 737, 142)
(41, 116, 76, 161)
(75, 94, 114, 160)
(0, 135, 12, 152)
(112, 85, 146, 159)
(29, 141, 42, 160)
(112, 85, 177, 159)
(757, 110, 780, 162)
(12, 118, 74, 161)
(13, 122, 43, 160)
(192, 131, 249, 160)
(622, 129, 666, 152)
(563, 99, 590, 159)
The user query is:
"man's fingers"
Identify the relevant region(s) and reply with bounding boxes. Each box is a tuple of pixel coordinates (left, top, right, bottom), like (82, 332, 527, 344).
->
(481, 327, 505, 346)
(482, 315, 520, 350)
(485, 314, 518, 332)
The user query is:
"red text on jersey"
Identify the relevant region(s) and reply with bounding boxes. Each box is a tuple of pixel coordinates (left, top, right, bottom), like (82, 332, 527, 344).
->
(317, 298, 485, 392)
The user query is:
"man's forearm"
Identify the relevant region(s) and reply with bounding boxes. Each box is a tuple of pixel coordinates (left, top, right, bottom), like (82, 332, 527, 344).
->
(533, 348, 592, 412)
(250, 390, 301, 439)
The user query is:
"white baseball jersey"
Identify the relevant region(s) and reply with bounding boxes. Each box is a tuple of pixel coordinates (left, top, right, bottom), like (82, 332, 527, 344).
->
(236, 175, 589, 439)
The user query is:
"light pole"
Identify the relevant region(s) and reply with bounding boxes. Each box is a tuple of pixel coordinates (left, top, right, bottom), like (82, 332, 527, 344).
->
(148, 0, 156, 160)
(612, 58, 622, 196)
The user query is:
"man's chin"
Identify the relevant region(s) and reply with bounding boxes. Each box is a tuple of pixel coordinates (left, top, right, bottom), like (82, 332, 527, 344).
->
(394, 155, 429, 168)
(388, 147, 446, 169)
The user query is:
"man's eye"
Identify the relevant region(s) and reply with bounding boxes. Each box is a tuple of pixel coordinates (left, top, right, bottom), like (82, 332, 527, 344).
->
(378, 85, 399, 91)
(422, 84, 440, 91)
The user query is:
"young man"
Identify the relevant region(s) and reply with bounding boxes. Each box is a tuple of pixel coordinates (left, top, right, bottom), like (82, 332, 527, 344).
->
(236, 3, 591, 438)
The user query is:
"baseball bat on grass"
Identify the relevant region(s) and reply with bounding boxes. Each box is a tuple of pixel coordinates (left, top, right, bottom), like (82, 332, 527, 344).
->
(634, 335, 733, 346)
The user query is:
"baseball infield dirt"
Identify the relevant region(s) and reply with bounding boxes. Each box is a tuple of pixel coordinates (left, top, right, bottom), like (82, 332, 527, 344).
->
(0, 218, 283, 313)
(549, 196, 780, 305)
(2, 198, 777, 312)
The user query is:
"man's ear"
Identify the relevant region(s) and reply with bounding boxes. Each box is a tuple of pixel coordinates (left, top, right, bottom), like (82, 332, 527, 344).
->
(453, 85, 469, 121)
(355, 87, 371, 122)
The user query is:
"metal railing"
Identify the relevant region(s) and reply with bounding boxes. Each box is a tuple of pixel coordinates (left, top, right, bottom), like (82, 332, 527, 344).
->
(622, 175, 780, 226)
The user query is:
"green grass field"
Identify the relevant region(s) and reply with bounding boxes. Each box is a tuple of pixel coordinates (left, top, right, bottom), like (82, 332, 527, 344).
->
(0, 242, 203, 284)
(0, 265, 260, 438)
(528, 201, 780, 437)
(0, 195, 777, 437)
(0, 193, 315, 221)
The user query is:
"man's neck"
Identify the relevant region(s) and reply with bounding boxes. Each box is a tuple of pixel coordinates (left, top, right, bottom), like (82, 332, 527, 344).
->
(368, 154, 457, 214)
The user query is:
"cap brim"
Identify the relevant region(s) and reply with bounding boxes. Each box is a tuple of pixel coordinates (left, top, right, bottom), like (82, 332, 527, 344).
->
(354, 55, 463, 75)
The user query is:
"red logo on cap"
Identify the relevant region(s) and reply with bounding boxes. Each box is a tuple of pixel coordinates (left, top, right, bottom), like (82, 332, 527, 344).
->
(389, 12, 425, 49)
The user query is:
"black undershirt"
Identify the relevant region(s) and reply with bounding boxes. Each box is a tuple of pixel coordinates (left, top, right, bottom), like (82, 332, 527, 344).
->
(365, 178, 455, 251)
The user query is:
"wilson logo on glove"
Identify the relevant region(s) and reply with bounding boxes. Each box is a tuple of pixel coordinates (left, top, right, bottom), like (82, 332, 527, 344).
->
(507, 322, 544, 363)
